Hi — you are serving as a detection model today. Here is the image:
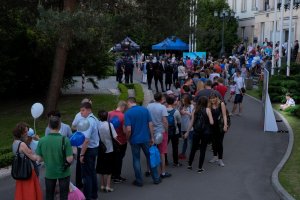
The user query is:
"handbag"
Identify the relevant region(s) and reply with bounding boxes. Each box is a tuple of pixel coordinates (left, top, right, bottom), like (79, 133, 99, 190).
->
(89, 115, 107, 154)
(108, 122, 121, 153)
(218, 108, 231, 133)
(11, 142, 32, 180)
(99, 141, 107, 154)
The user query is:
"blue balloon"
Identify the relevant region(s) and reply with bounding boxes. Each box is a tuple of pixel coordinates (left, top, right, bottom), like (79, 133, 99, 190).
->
(110, 116, 121, 129)
(70, 131, 85, 146)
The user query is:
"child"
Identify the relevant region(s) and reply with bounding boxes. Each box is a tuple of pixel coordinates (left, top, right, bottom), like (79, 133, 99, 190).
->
(280, 93, 296, 111)
(55, 182, 85, 200)
(228, 80, 236, 102)
(68, 182, 85, 200)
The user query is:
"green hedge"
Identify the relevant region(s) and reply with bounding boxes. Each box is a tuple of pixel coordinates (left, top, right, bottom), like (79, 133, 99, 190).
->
(0, 147, 11, 155)
(284, 105, 300, 117)
(269, 75, 300, 104)
(117, 83, 144, 105)
(133, 84, 144, 105)
(118, 83, 128, 101)
(0, 152, 13, 168)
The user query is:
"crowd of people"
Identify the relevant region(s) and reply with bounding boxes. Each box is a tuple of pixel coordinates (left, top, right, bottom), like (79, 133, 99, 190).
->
(13, 37, 300, 199)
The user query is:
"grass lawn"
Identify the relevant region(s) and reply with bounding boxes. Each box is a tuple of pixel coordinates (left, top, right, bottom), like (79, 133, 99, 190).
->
(247, 88, 300, 199)
(0, 94, 118, 149)
(276, 105, 300, 199)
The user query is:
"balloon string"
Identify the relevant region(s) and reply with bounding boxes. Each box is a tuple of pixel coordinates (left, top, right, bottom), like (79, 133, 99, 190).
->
(34, 118, 36, 135)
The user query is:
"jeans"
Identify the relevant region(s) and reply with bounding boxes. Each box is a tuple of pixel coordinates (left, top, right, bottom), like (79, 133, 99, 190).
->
(211, 127, 225, 159)
(188, 133, 210, 169)
(168, 131, 179, 164)
(131, 143, 160, 184)
(112, 143, 127, 179)
(45, 176, 70, 200)
(181, 131, 193, 155)
(81, 147, 98, 200)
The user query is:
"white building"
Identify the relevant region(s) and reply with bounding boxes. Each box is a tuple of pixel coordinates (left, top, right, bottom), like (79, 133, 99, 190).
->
(227, 0, 300, 47)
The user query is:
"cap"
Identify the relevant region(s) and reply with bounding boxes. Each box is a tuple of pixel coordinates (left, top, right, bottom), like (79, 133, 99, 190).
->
(27, 128, 35, 137)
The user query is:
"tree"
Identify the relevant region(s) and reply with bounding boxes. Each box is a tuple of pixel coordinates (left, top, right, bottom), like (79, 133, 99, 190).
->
(196, 0, 238, 57)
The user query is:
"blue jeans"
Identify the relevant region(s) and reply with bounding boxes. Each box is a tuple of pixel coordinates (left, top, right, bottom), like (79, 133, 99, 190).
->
(81, 147, 98, 200)
(131, 143, 160, 184)
(181, 131, 193, 155)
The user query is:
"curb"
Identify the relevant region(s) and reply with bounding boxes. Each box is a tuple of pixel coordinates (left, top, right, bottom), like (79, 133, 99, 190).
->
(246, 94, 295, 200)
(272, 110, 295, 200)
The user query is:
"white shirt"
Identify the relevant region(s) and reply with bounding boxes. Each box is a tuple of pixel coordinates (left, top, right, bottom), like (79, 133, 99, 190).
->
(45, 122, 72, 137)
(72, 112, 84, 128)
(209, 73, 220, 82)
(99, 122, 117, 153)
(286, 98, 295, 107)
(235, 76, 244, 94)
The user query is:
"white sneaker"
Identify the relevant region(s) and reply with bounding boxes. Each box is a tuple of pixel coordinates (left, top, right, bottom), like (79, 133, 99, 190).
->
(209, 157, 218, 163)
(218, 159, 225, 167)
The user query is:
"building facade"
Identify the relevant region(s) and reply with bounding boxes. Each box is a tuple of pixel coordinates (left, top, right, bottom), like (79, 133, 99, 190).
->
(227, 0, 300, 46)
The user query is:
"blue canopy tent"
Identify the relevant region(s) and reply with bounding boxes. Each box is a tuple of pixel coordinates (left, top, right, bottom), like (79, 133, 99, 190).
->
(152, 36, 189, 51)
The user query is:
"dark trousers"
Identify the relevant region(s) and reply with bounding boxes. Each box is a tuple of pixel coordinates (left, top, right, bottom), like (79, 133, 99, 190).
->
(211, 128, 225, 159)
(147, 73, 153, 89)
(112, 143, 127, 179)
(81, 147, 98, 200)
(117, 70, 123, 83)
(154, 76, 164, 92)
(45, 176, 70, 200)
(188, 133, 210, 169)
(168, 133, 179, 164)
(125, 71, 133, 84)
(75, 148, 83, 189)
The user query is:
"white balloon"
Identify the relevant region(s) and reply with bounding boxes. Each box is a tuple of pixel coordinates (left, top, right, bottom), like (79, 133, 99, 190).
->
(77, 119, 90, 132)
(31, 103, 44, 119)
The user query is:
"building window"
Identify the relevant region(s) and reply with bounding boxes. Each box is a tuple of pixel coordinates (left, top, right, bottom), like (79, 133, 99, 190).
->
(251, 25, 255, 43)
(252, 0, 257, 10)
(261, 22, 265, 43)
(264, 0, 269, 11)
(232, 0, 237, 12)
(241, 27, 245, 40)
(241, 0, 247, 12)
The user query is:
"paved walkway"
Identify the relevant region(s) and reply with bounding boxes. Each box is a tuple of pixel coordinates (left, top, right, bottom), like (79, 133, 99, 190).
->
(0, 69, 290, 200)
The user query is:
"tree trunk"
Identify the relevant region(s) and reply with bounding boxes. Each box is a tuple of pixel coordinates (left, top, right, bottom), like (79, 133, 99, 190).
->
(45, 0, 76, 114)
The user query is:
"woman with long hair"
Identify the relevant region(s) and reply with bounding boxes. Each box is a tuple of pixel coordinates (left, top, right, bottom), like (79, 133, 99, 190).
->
(179, 94, 194, 160)
(184, 96, 213, 173)
(12, 122, 42, 200)
(208, 93, 228, 167)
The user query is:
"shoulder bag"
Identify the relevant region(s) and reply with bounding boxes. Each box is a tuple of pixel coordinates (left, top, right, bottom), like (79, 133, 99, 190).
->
(108, 122, 121, 153)
(11, 142, 32, 180)
(89, 115, 107, 154)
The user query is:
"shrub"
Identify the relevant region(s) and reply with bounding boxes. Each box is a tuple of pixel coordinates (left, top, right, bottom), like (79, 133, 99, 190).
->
(118, 83, 128, 101)
(0, 147, 11, 155)
(118, 83, 144, 105)
(0, 152, 13, 168)
(133, 84, 144, 105)
(269, 75, 300, 104)
(285, 105, 300, 117)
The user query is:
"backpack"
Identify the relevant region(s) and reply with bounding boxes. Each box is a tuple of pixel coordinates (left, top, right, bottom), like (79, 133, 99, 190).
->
(167, 109, 176, 127)
(193, 109, 206, 132)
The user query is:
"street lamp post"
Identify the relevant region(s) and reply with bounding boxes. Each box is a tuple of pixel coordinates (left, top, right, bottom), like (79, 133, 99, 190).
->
(214, 9, 235, 58)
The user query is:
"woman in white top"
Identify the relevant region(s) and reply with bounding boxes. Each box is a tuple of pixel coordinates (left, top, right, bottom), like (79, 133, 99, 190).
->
(96, 110, 118, 192)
